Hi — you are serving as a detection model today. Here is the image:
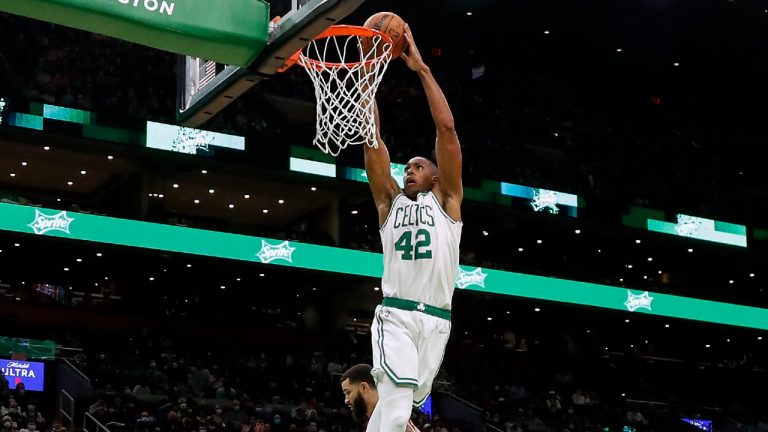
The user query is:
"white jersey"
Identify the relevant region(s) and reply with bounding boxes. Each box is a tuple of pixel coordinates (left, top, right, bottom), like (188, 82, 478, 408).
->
(380, 191, 462, 309)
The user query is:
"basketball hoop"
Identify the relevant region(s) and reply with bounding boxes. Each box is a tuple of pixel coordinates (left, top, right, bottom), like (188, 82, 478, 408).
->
(292, 25, 393, 156)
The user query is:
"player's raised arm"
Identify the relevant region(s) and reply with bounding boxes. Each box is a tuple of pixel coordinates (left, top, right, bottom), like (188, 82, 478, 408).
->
(401, 24, 463, 222)
(365, 102, 401, 227)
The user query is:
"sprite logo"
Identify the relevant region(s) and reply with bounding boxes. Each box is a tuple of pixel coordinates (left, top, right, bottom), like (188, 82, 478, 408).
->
(28, 209, 74, 235)
(675, 214, 703, 237)
(256, 240, 296, 264)
(456, 267, 487, 289)
(531, 189, 560, 214)
(624, 290, 654, 312)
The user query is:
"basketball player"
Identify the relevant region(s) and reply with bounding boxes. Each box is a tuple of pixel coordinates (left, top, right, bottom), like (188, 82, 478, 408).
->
(363, 24, 463, 432)
(341, 364, 420, 432)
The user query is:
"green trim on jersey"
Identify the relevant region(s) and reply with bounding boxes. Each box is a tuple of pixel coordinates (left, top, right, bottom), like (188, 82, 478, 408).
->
(413, 392, 431, 408)
(382, 297, 452, 321)
(376, 312, 419, 388)
(428, 191, 461, 225)
(380, 193, 405, 232)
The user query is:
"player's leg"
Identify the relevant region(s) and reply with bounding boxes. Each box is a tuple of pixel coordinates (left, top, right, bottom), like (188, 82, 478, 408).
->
(413, 316, 451, 408)
(375, 373, 415, 432)
(369, 307, 419, 432)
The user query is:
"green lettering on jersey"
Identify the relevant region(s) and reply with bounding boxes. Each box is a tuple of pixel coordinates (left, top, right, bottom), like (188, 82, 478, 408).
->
(394, 229, 433, 261)
(414, 229, 433, 259)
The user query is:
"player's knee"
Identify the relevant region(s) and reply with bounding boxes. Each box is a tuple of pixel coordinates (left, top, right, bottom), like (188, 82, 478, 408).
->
(387, 409, 410, 432)
(381, 391, 413, 432)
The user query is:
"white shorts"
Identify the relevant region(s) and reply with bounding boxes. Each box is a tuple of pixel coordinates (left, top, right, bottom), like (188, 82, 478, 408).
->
(370, 303, 451, 407)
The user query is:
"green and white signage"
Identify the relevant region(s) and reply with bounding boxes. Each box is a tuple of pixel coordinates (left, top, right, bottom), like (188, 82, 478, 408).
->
(2, 202, 767, 330)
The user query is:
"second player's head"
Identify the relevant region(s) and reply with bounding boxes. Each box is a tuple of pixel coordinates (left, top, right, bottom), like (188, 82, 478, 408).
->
(340, 363, 378, 420)
(404, 156, 438, 199)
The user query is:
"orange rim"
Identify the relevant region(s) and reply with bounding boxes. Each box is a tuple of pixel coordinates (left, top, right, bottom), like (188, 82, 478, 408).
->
(293, 25, 394, 71)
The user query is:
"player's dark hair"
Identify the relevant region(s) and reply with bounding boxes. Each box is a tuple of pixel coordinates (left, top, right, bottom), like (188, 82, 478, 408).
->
(341, 363, 376, 388)
(412, 155, 438, 171)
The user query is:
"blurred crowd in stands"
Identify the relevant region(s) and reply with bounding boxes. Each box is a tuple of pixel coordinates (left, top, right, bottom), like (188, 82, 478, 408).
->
(0, 293, 766, 432)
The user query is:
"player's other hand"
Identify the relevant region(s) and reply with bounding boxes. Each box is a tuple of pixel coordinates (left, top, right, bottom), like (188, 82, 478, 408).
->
(401, 24, 427, 72)
(406, 420, 421, 432)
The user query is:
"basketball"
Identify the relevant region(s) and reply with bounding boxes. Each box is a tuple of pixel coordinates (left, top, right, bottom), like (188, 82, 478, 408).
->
(361, 11, 408, 58)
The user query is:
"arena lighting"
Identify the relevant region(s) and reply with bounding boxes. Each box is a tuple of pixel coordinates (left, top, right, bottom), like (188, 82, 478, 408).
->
(4, 201, 768, 330)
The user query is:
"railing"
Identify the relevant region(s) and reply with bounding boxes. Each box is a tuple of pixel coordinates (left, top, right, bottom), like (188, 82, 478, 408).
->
(485, 422, 504, 432)
(440, 391, 484, 413)
(83, 412, 111, 432)
(433, 391, 487, 432)
(58, 390, 74, 430)
(62, 358, 90, 384)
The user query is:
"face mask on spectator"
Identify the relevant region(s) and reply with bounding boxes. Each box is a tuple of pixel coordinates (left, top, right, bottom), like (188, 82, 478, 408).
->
(216, 409, 223, 415)
(180, 404, 187, 410)
(233, 405, 240, 411)
(4, 422, 11, 428)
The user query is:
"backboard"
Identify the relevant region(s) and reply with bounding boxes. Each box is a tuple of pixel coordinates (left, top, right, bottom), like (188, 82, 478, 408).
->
(177, 0, 366, 127)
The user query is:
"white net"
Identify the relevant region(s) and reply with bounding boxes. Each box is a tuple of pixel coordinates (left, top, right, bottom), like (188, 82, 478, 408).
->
(298, 27, 393, 156)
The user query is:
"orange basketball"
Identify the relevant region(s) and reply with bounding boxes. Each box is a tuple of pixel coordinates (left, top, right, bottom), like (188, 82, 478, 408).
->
(361, 11, 408, 58)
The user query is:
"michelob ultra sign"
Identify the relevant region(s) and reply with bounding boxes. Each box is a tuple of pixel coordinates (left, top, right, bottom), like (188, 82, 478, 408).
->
(0, 359, 45, 391)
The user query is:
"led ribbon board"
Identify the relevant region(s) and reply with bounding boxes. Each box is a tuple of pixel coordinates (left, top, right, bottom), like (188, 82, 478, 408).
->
(500, 182, 580, 217)
(146, 121, 245, 155)
(343, 162, 406, 188)
(0, 98, 7, 124)
(624, 207, 747, 247)
(3, 203, 768, 330)
(647, 213, 747, 247)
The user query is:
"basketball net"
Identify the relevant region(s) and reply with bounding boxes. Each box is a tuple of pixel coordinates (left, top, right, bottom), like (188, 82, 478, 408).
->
(297, 26, 393, 156)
